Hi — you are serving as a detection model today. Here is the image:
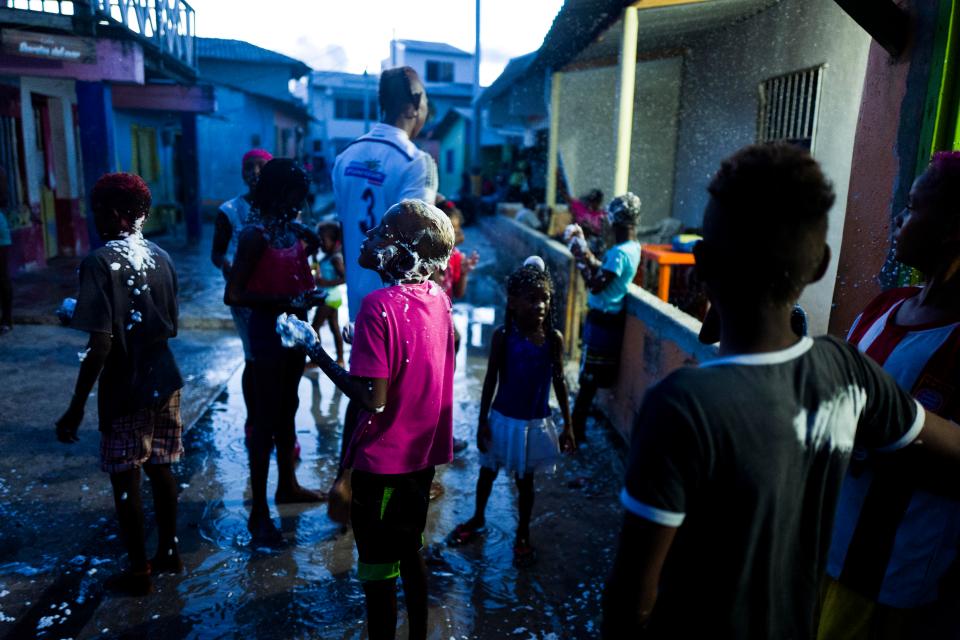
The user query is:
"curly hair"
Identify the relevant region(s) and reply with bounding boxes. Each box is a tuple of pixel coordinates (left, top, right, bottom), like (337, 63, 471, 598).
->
(252, 158, 310, 214)
(90, 173, 152, 229)
(703, 143, 835, 304)
(504, 260, 555, 336)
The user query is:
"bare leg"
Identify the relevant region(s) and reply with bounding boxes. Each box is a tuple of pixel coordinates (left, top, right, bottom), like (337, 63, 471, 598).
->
(106, 468, 152, 594)
(466, 466, 497, 527)
(572, 379, 598, 442)
(327, 312, 344, 365)
(143, 463, 182, 572)
(400, 551, 428, 640)
(362, 578, 398, 640)
(515, 473, 535, 542)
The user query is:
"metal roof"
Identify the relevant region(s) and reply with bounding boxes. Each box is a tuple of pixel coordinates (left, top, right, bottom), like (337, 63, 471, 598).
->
(197, 38, 311, 77)
(478, 51, 538, 105)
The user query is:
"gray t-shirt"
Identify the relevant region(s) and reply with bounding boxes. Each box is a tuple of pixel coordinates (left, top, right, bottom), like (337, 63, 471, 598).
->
(622, 336, 922, 639)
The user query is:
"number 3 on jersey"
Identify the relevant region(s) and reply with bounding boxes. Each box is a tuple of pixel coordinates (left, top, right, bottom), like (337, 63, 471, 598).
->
(360, 188, 376, 234)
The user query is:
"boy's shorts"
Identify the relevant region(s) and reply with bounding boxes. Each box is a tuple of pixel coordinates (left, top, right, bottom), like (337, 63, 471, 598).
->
(350, 466, 435, 582)
(100, 390, 183, 473)
(580, 309, 626, 388)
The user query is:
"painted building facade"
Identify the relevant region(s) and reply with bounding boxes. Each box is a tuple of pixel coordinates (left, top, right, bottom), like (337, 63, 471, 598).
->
(0, 1, 211, 271)
(195, 38, 311, 215)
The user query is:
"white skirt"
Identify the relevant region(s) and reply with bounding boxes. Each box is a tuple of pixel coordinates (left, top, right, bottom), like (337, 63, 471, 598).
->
(478, 408, 561, 478)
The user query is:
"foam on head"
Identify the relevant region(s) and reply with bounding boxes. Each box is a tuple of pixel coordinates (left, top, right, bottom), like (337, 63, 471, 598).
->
(607, 192, 642, 227)
(376, 199, 455, 284)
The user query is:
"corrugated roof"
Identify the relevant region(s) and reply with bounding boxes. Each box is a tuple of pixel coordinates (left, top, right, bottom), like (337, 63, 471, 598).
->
(478, 51, 537, 104)
(197, 38, 311, 77)
(395, 39, 473, 57)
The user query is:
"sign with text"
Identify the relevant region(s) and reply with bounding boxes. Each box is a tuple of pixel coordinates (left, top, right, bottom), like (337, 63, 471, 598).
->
(2, 30, 97, 64)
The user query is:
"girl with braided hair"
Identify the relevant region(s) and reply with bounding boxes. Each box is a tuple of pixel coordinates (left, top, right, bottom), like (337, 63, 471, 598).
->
(447, 257, 576, 566)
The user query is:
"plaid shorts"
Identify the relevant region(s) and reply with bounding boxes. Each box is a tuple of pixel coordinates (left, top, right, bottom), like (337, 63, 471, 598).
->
(100, 390, 184, 473)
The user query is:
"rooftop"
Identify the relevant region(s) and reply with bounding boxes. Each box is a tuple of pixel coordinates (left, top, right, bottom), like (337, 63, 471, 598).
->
(197, 38, 311, 77)
(394, 39, 474, 58)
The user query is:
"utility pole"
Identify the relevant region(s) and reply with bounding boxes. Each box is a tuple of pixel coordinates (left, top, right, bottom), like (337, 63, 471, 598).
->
(471, 0, 482, 169)
(362, 68, 371, 133)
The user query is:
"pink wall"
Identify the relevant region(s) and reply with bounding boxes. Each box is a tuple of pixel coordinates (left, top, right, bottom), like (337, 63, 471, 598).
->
(0, 39, 144, 84)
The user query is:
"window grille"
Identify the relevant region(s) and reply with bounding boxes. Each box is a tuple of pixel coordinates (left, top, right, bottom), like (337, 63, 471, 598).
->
(757, 65, 825, 150)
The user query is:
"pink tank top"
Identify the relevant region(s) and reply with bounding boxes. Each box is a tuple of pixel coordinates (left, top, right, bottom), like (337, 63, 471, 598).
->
(246, 235, 314, 298)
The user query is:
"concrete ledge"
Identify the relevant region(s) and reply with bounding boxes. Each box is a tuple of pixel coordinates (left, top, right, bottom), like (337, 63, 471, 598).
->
(12, 315, 235, 331)
(624, 283, 716, 363)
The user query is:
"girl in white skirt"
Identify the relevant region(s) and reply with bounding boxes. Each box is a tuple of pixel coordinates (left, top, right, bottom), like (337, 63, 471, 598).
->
(447, 257, 576, 565)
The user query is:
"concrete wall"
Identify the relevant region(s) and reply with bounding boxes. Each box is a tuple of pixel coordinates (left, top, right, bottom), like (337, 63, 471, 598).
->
(198, 59, 297, 103)
(670, 0, 871, 334)
(829, 1, 943, 336)
(438, 116, 467, 196)
(197, 86, 278, 211)
(602, 286, 716, 440)
(113, 108, 180, 233)
(557, 56, 682, 224)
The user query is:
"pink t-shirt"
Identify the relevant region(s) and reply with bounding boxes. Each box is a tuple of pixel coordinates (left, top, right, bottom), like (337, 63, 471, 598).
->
(345, 281, 456, 474)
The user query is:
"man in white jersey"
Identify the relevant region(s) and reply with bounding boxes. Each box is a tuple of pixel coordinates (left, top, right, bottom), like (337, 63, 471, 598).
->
(333, 66, 438, 320)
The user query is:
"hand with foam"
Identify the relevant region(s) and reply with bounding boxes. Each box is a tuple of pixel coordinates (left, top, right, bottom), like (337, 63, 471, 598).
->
(276, 312, 319, 350)
(564, 224, 587, 255)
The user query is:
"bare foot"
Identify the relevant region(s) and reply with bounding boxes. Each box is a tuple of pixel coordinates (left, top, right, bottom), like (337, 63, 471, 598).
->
(429, 480, 445, 501)
(248, 514, 284, 547)
(150, 548, 184, 574)
(104, 570, 153, 596)
(275, 486, 328, 504)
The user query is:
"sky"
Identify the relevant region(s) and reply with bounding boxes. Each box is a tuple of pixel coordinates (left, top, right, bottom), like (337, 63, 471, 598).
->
(190, 0, 564, 86)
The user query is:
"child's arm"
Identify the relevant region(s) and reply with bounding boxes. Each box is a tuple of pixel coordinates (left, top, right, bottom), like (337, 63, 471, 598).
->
(452, 251, 479, 299)
(291, 221, 321, 256)
(601, 514, 678, 638)
(315, 255, 347, 287)
(211, 211, 233, 274)
(571, 241, 619, 294)
(551, 330, 576, 452)
(477, 327, 504, 452)
(56, 332, 112, 442)
(306, 342, 386, 413)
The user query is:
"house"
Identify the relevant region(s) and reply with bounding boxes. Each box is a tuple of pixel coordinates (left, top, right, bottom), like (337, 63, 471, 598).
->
(381, 38, 477, 160)
(196, 38, 312, 215)
(479, 0, 946, 440)
(0, 0, 213, 271)
(308, 70, 379, 192)
(432, 107, 507, 197)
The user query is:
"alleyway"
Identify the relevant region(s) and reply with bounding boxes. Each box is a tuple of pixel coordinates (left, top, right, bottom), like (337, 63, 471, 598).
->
(0, 228, 628, 640)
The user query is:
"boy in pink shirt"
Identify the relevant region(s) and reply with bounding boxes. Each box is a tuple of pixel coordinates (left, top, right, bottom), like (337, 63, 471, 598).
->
(279, 198, 455, 640)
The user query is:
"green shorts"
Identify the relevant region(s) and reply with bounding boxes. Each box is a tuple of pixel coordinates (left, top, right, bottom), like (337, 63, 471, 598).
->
(350, 466, 435, 582)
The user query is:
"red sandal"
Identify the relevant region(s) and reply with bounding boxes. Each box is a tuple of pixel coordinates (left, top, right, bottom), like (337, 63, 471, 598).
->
(447, 521, 486, 547)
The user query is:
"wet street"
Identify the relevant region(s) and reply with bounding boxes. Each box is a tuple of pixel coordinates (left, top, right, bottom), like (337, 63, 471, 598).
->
(0, 230, 629, 639)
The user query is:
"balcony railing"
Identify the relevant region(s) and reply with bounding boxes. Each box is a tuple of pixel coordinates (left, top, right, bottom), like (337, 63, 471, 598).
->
(1, 0, 196, 71)
(92, 0, 196, 69)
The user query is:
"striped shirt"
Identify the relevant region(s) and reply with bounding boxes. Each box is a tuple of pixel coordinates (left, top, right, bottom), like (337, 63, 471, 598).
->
(827, 287, 960, 607)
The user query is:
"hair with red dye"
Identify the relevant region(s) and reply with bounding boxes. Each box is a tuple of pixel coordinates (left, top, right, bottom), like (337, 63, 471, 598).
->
(91, 173, 152, 225)
(243, 149, 273, 166)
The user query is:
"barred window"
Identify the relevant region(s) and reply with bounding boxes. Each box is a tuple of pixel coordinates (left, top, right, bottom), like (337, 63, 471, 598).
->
(757, 65, 825, 150)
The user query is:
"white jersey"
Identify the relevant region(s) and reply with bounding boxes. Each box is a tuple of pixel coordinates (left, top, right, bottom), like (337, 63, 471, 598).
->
(333, 123, 438, 319)
(218, 194, 253, 269)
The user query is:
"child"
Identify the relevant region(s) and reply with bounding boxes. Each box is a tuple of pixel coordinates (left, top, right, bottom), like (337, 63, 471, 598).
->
(226, 158, 327, 546)
(819, 151, 960, 639)
(568, 193, 643, 442)
(600, 144, 960, 639)
(446, 257, 576, 565)
(311, 221, 346, 367)
(278, 198, 455, 640)
(55, 173, 184, 595)
(434, 198, 479, 300)
(211, 149, 272, 438)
